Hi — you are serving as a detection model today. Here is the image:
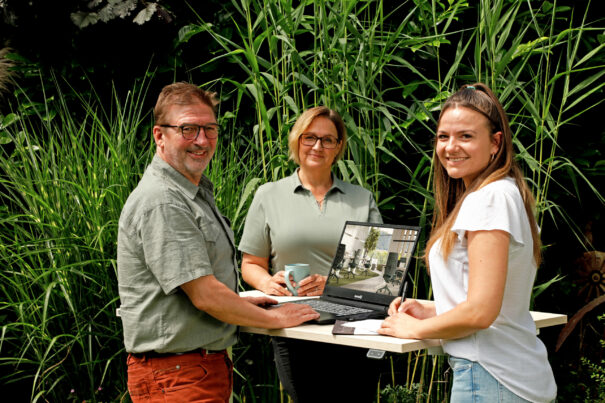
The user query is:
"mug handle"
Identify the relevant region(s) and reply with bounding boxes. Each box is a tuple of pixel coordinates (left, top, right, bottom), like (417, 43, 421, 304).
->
(284, 271, 297, 296)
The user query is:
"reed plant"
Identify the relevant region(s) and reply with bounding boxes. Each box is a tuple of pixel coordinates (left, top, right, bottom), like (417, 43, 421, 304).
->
(183, 0, 455, 217)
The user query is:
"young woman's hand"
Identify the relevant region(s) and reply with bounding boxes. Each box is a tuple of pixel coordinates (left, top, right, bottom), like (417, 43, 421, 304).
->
(378, 312, 423, 339)
(379, 299, 436, 339)
(388, 298, 436, 318)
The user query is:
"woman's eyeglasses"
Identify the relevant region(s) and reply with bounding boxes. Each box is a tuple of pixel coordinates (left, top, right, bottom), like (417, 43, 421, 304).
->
(300, 134, 340, 149)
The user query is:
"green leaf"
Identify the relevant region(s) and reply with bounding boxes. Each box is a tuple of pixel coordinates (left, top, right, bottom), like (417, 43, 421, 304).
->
(0, 113, 19, 130)
(178, 24, 208, 43)
(512, 37, 549, 60)
(233, 177, 262, 225)
(0, 131, 12, 145)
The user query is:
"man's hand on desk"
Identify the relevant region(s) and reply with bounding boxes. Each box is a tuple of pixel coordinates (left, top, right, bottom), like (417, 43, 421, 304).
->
(266, 303, 320, 328)
(243, 296, 279, 308)
(181, 275, 317, 329)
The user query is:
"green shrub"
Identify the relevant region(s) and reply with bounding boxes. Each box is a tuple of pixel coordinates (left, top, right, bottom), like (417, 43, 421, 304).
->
(380, 383, 429, 403)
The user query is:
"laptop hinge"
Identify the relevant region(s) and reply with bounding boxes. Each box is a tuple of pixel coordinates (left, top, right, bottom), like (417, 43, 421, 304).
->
(321, 295, 388, 312)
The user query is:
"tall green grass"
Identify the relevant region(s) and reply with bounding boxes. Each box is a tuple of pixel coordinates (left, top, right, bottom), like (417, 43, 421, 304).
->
(0, 78, 154, 401)
(183, 0, 443, 213)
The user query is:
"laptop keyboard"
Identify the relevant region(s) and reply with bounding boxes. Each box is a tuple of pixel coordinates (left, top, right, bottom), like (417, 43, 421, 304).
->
(291, 299, 372, 317)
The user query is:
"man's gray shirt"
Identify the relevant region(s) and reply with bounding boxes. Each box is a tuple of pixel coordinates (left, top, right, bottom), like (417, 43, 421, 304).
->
(117, 155, 238, 353)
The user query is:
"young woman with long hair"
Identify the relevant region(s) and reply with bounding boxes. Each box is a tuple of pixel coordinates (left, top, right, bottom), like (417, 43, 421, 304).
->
(379, 83, 556, 403)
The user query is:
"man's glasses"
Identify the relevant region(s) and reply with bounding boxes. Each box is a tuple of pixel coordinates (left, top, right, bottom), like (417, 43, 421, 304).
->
(160, 124, 219, 140)
(300, 134, 340, 149)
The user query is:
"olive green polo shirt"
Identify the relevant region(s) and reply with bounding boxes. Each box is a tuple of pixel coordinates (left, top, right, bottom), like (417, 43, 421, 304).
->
(239, 169, 382, 276)
(117, 155, 238, 353)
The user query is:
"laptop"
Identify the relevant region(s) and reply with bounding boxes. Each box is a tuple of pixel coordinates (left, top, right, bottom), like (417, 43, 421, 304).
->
(290, 221, 421, 324)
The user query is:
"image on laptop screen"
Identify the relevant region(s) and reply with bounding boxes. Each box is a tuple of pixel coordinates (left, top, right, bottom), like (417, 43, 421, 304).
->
(326, 222, 420, 296)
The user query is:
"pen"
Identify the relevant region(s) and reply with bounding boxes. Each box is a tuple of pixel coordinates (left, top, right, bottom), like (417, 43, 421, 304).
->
(398, 281, 408, 312)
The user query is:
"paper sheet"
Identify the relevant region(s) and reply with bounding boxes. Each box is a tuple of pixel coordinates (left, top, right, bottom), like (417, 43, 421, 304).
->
(334, 319, 384, 335)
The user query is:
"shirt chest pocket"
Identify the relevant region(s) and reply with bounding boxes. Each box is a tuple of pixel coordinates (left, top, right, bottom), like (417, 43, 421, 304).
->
(198, 220, 220, 243)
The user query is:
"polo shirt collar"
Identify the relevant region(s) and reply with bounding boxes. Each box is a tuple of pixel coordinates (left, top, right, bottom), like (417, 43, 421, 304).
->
(290, 168, 346, 194)
(150, 155, 211, 199)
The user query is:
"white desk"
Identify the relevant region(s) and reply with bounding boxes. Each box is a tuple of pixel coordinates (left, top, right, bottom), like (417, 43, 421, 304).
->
(239, 290, 568, 354)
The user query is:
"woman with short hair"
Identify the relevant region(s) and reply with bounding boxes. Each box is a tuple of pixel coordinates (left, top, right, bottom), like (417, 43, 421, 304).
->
(239, 106, 383, 402)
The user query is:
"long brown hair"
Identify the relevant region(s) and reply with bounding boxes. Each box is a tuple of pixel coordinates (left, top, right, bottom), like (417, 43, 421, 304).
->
(425, 83, 542, 267)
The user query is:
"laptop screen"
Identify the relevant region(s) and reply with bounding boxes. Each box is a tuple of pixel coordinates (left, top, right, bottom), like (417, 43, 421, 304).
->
(324, 221, 421, 304)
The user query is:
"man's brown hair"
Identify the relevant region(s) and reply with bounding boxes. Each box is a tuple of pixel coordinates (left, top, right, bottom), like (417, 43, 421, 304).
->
(154, 82, 219, 125)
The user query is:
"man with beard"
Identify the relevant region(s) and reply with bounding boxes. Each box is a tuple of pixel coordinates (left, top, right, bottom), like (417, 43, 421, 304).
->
(117, 82, 318, 402)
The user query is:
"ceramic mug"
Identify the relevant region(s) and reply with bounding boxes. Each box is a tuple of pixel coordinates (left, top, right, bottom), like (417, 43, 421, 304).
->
(284, 263, 310, 296)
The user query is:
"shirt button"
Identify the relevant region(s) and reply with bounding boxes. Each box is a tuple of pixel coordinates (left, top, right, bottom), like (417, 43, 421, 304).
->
(176, 365, 180, 370)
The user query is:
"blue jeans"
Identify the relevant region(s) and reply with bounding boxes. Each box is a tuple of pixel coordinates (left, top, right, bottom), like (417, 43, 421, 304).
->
(449, 356, 531, 403)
